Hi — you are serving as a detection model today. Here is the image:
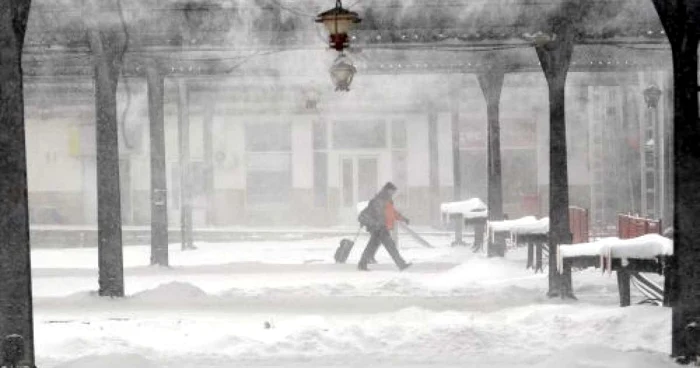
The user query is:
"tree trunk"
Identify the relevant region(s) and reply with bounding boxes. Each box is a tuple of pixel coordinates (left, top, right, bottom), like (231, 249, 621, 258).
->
(147, 63, 168, 266)
(535, 30, 574, 299)
(478, 68, 506, 257)
(650, 0, 700, 359)
(88, 24, 126, 298)
(448, 79, 463, 202)
(0, 1, 35, 365)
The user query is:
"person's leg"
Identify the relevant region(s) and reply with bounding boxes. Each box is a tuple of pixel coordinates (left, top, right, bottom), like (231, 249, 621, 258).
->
(378, 228, 409, 269)
(367, 235, 382, 264)
(358, 231, 381, 270)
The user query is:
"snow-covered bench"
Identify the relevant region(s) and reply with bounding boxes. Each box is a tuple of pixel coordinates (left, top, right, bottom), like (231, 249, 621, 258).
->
(488, 216, 549, 270)
(488, 216, 549, 243)
(440, 199, 487, 248)
(557, 234, 672, 306)
(486, 208, 589, 271)
(440, 198, 488, 224)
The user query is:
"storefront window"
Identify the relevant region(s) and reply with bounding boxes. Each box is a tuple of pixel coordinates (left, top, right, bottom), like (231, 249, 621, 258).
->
(313, 121, 327, 150)
(392, 151, 408, 207)
(391, 120, 407, 149)
(245, 122, 292, 206)
(245, 122, 291, 152)
(333, 120, 386, 149)
(314, 152, 327, 207)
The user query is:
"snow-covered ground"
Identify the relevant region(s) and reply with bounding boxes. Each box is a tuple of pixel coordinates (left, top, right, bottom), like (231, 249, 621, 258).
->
(30, 232, 675, 367)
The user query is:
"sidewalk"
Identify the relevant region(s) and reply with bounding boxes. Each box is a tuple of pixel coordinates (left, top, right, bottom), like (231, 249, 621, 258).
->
(29, 224, 454, 248)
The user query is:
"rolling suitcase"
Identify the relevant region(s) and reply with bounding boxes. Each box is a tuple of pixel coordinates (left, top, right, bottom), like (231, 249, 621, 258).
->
(334, 238, 355, 263)
(334, 227, 361, 264)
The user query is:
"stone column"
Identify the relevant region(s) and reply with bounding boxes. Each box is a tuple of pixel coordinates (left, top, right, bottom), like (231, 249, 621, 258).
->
(146, 62, 168, 266)
(449, 82, 462, 201)
(650, 0, 700, 359)
(535, 26, 575, 299)
(178, 79, 195, 250)
(478, 67, 506, 257)
(86, 9, 126, 298)
(203, 99, 215, 225)
(428, 109, 440, 226)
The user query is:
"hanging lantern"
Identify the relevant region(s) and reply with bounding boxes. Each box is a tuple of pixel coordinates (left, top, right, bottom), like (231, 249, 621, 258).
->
(329, 54, 356, 91)
(522, 31, 557, 47)
(315, 0, 361, 52)
(643, 85, 662, 109)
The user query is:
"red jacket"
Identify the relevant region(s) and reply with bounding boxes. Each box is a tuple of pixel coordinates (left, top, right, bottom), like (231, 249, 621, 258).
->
(384, 201, 405, 230)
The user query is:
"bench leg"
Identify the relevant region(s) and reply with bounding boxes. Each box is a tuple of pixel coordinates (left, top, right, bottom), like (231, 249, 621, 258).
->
(473, 223, 485, 252)
(488, 232, 507, 257)
(617, 269, 631, 307)
(527, 241, 534, 269)
(535, 242, 543, 273)
(663, 258, 673, 307)
(451, 214, 466, 247)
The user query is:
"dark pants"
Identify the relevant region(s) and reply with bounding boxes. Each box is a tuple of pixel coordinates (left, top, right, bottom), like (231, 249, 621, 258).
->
(359, 228, 407, 269)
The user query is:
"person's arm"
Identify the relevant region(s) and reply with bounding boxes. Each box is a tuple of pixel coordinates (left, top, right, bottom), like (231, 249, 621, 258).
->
(393, 205, 409, 224)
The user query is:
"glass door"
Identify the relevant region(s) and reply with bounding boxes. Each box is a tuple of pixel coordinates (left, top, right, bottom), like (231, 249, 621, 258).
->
(357, 157, 378, 203)
(340, 155, 379, 223)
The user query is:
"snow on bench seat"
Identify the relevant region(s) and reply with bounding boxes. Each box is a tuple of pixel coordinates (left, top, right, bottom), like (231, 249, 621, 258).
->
(488, 216, 548, 234)
(557, 234, 673, 272)
(512, 217, 549, 235)
(440, 199, 488, 222)
(487, 216, 549, 242)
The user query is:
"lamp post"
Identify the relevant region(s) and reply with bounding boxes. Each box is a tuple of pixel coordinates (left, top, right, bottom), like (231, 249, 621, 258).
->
(642, 85, 663, 219)
(644, 85, 662, 109)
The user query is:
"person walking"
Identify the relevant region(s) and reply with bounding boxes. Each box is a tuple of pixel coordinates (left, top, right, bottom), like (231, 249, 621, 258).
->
(357, 182, 411, 271)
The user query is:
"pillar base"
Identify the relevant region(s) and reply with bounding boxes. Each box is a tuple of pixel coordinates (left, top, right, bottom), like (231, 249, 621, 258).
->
(487, 232, 507, 257)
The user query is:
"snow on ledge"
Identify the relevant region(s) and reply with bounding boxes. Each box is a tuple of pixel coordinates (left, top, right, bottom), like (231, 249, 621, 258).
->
(557, 234, 673, 273)
(440, 198, 488, 221)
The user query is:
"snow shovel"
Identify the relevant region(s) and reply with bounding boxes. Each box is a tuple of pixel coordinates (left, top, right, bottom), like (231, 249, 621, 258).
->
(398, 221, 435, 248)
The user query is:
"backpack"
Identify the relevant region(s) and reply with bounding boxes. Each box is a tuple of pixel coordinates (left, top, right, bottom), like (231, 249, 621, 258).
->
(358, 201, 376, 230)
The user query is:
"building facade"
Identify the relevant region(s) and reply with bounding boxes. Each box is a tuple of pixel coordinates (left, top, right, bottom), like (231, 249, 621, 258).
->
(24, 70, 672, 231)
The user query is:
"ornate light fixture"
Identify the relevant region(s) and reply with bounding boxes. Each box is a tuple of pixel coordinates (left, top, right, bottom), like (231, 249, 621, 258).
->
(329, 54, 357, 91)
(644, 85, 662, 109)
(522, 31, 557, 46)
(315, 0, 361, 52)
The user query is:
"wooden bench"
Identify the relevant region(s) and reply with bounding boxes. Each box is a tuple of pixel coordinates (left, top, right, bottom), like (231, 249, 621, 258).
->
(522, 207, 589, 272)
(618, 214, 661, 240)
(440, 199, 488, 249)
(559, 214, 667, 306)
